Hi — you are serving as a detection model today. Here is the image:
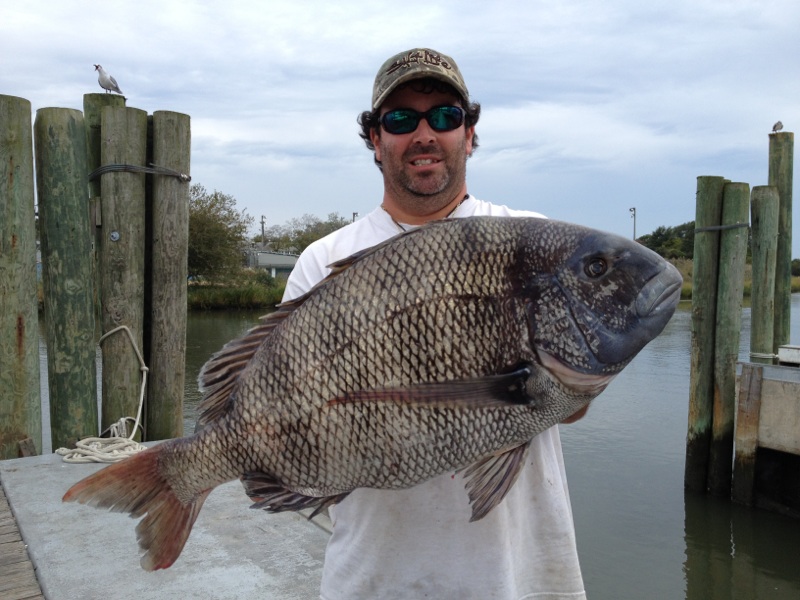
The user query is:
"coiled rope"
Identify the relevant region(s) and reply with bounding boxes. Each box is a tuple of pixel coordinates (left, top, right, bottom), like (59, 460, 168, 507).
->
(56, 326, 148, 463)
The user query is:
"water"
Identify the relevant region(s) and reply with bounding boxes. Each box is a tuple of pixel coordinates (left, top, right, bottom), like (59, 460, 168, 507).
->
(559, 296, 800, 599)
(40, 298, 800, 597)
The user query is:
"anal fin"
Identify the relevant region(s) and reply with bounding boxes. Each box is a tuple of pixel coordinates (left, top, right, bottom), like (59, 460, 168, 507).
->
(241, 472, 349, 518)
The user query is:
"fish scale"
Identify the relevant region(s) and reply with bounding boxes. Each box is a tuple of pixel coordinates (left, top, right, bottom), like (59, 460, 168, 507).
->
(63, 216, 682, 570)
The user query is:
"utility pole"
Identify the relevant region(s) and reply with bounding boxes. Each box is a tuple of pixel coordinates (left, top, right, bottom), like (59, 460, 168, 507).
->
(629, 207, 636, 240)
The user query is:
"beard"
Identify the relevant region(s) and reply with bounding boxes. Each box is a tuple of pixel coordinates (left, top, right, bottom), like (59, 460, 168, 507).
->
(380, 139, 470, 214)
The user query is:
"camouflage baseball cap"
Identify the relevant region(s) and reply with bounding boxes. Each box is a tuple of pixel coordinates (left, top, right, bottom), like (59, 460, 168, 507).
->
(372, 48, 469, 110)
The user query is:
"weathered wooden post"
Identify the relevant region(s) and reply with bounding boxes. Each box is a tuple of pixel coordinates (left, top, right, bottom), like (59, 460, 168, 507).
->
(768, 131, 794, 353)
(685, 175, 725, 492)
(0, 95, 42, 458)
(98, 106, 148, 433)
(84, 93, 127, 339)
(708, 182, 749, 495)
(749, 186, 779, 365)
(34, 108, 98, 449)
(147, 111, 190, 440)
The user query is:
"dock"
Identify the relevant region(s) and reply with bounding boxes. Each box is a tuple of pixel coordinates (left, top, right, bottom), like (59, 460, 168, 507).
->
(1, 481, 43, 600)
(0, 448, 330, 599)
(733, 348, 800, 515)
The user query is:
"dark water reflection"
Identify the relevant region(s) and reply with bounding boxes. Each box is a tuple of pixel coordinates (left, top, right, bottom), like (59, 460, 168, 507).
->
(683, 491, 800, 600)
(180, 298, 800, 598)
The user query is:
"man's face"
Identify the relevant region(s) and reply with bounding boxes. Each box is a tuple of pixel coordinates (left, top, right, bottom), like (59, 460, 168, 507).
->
(371, 85, 475, 213)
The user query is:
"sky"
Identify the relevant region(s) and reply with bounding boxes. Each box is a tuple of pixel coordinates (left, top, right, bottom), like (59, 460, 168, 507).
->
(2, 0, 799, 257)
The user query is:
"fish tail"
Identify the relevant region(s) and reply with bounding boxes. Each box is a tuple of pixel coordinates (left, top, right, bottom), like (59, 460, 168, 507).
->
(62, 443, 211, 571)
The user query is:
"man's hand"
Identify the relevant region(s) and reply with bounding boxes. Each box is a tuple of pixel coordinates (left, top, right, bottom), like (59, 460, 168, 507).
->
(561, 403, 590, 424)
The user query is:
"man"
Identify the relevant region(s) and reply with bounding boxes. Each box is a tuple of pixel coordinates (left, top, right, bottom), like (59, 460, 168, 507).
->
(283, 48, 587, 600)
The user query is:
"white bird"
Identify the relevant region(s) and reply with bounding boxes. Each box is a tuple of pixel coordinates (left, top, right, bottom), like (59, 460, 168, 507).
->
(772, 121, 783, 133)
(94, 64, 123, 95)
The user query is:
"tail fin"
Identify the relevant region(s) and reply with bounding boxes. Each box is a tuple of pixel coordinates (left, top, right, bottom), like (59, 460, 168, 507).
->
(63, 444, 211, 571)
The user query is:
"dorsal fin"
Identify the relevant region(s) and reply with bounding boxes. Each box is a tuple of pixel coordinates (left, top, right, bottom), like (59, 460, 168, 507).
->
(193, 236, 406, 428)
(195, 295, 310, 426)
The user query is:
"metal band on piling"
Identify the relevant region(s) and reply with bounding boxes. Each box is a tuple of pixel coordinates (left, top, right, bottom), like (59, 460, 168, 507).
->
(694, 223, 749, 232)
(88, 162, 191, 183)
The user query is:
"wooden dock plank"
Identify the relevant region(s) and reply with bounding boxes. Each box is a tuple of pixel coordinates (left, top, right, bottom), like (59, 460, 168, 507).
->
(0, 479, 44, 600)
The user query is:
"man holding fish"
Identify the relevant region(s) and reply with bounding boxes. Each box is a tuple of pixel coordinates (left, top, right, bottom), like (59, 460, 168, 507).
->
(285, 47, 588, 600)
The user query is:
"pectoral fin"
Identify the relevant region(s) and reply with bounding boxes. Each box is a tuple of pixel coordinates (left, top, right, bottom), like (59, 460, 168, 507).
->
(328, 366, 535, 409)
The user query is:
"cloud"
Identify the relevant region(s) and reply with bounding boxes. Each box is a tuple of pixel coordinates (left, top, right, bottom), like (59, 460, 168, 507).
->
(1, 0, 798, 254)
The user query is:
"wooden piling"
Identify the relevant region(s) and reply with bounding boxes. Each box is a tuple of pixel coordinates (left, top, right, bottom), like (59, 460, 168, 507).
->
(34, 108, 98, 450)
(749, 186, 779, 365)
(732, 363, 763, 506)
(768, 131, 794, 353)
(83, 94, 127, 200)
(685, 175, 725, 492)
(84, 94, 126, 340)
(147, 111, 190, 441)
(707, 182, 749, 496)
(0, 95, 42, 459)
(98, 106, 148, 434)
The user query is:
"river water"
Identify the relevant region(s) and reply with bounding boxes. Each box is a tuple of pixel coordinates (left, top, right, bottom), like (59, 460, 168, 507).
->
(40, 296, 800, 598)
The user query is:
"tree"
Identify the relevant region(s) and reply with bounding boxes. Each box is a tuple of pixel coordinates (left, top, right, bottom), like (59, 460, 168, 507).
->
(264, 213, 350, 254)
(188, 184, 253, 280)
(638, 221, 695, 259)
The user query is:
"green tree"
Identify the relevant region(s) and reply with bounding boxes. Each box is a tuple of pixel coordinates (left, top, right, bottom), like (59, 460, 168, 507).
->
(265, 213, 350, 254)
(638, 221, 695, 259)
(188, 184, 253, 280)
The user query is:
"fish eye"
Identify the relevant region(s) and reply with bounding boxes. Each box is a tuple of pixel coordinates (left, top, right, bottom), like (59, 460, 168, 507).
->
(584, 257, 608, 278)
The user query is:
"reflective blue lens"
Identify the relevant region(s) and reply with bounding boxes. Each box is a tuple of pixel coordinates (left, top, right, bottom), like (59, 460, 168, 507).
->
(380, 106, 465, 134)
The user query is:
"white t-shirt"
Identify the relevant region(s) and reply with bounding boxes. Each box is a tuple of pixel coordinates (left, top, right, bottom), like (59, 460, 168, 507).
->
(283, 195, 586, 600)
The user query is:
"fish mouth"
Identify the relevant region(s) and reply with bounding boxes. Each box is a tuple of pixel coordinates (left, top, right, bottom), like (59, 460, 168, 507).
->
(535, 348, 615, 395)
(635, 261, 683, 319)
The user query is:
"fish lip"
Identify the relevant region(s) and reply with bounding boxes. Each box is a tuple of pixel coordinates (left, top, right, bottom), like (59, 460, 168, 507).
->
(535, 348, 615, 395)
(635, 262, 683, 318)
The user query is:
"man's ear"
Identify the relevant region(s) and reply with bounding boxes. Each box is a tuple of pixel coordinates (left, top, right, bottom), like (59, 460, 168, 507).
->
(370, 127, 382, 162)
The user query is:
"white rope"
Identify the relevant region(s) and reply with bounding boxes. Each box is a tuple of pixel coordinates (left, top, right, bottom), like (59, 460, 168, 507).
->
(56, 326, 149, 463)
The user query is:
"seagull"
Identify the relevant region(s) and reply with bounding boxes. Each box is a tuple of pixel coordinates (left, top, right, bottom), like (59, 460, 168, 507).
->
(94, 64, 123, 95)
(772, 121, 783, 133)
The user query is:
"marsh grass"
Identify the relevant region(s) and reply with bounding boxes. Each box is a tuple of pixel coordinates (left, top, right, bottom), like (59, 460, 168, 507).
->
(187, 268, 285, 310)
(670, 258, 800, 300)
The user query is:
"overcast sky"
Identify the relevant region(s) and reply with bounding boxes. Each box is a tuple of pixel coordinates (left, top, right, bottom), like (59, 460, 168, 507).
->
(3, 0, 799, 256)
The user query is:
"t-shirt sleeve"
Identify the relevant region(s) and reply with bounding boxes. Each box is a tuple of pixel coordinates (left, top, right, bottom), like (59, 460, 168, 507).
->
(282, 243, 331, 302)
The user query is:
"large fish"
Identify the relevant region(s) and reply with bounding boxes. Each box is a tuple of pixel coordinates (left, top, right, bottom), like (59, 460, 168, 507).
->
(63, 216, 682, 571)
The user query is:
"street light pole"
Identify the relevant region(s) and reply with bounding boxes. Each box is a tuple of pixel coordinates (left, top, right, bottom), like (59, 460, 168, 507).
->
(629, 207, 636, 240)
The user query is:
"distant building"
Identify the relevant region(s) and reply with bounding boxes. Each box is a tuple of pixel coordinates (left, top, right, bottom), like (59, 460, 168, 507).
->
(245, 249, 298, 279)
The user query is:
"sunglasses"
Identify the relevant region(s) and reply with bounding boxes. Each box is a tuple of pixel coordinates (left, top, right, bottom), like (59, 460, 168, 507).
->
(380, 106, 466, 135)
